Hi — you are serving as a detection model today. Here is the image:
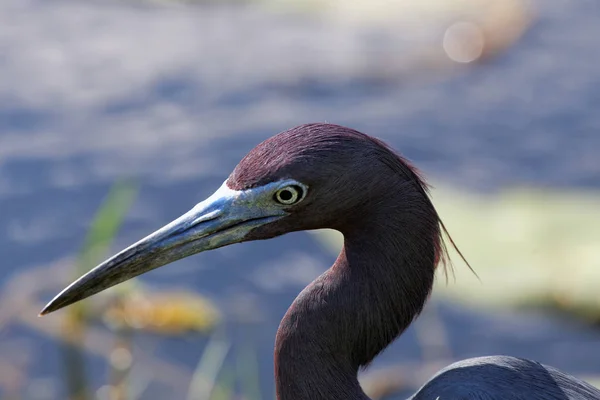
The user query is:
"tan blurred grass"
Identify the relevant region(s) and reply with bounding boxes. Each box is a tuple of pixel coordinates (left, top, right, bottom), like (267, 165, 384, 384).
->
(103, 290, 221, 334)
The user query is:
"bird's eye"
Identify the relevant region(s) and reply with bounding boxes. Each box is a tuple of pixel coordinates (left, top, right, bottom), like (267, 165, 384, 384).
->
(274, 185, 304, 205)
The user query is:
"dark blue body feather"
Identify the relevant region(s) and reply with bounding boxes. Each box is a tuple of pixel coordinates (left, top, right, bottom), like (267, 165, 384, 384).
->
(412, 356, 600, 400)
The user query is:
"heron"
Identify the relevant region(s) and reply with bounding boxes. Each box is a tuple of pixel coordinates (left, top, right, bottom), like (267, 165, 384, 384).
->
(42, 123, 600, 399)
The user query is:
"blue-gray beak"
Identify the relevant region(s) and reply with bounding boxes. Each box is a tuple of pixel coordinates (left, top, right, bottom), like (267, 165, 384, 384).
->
(40, 180, 295, 316)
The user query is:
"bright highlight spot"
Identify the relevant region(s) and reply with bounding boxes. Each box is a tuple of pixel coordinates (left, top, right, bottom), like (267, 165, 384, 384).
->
(443, 21, 485, 63)
(110, 347, 133, 371)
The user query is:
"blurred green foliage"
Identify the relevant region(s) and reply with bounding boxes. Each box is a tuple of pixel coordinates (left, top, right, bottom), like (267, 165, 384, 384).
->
(77, 180, 139, 276)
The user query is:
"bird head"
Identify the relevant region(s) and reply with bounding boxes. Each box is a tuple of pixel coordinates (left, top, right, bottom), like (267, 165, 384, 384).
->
(40, 123, 442, 315)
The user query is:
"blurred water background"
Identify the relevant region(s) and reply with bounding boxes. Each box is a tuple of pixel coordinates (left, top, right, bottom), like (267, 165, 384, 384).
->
(1, 0, 599, 399)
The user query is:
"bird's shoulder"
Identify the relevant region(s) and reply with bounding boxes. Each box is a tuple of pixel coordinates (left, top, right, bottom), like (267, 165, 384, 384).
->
(410, 355, 600, 400)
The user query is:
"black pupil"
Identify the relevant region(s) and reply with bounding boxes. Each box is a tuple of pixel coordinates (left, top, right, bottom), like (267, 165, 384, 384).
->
(279, 189, 294, 201)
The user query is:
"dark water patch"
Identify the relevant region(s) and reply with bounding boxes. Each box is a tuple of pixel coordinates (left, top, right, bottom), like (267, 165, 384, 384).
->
(212, 79, 393, 111)
(213, 87, 270, 109)
(435, 303, 600, 375)
(100, 76, 202, 116)
(263, 77, 394, 101)
(0, 182, 121, 280)
(0, 107, 56, 133)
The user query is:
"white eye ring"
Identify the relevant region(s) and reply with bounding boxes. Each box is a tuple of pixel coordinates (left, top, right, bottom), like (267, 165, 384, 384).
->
(274, 185, 303, 205)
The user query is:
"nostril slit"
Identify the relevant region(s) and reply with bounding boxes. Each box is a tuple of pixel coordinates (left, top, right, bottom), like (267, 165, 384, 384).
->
(190, 209, 222, 226)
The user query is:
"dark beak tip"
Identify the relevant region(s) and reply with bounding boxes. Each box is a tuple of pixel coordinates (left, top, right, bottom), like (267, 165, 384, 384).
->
(39, 298, 67, 316)
(38, 304, 54, 317)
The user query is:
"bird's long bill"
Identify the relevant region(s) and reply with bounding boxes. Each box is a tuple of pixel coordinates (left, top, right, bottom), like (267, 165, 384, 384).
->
(40, 181, 287, 316)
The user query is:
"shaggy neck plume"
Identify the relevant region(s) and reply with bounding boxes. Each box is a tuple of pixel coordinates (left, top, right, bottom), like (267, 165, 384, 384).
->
(274, 182, 440, 400)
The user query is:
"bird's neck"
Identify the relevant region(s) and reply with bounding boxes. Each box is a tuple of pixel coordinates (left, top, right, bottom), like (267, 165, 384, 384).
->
(274, 210, 438, 400)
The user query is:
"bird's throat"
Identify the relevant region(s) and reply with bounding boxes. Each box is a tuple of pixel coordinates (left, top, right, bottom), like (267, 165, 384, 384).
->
(274, 220, 437, 400)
